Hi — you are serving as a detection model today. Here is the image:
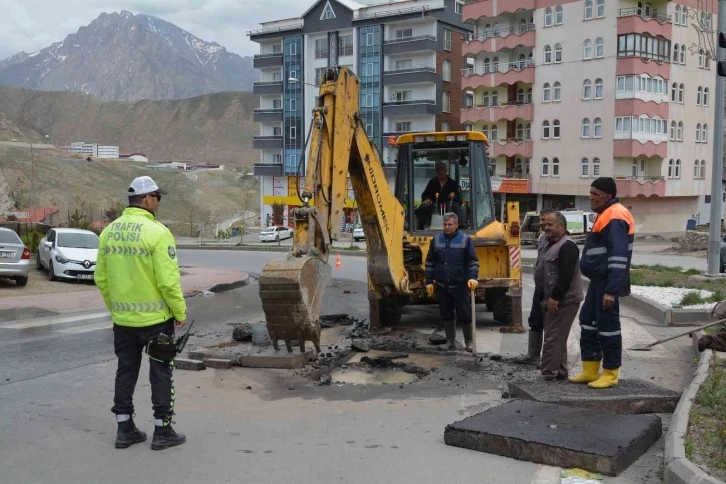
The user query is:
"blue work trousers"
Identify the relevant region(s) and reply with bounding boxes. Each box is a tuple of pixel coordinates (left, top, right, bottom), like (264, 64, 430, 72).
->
(578, 280, 622, 369)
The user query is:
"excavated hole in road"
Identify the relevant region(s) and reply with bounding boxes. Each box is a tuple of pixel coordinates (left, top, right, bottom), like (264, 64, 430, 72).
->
(326, 351, 446, 386)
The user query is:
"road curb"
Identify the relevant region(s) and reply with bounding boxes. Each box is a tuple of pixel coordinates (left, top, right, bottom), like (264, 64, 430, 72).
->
(177, 245, 368, 258)
(663, 348, 724, 484)
(521, 266, 712, 327)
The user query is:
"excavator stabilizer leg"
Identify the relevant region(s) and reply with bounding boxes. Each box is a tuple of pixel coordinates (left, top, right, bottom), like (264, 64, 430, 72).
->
(259, 255, 331, 353)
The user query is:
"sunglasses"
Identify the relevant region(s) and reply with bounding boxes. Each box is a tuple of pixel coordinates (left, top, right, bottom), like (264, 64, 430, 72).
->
(147, 192, 162, 201)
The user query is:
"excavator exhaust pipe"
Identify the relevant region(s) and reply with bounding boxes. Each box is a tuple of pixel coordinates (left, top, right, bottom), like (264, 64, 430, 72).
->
(259, 255, 331, 353)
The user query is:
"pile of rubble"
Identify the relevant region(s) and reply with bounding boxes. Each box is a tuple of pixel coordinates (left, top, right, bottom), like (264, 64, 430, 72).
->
(672, 230, 710, 253)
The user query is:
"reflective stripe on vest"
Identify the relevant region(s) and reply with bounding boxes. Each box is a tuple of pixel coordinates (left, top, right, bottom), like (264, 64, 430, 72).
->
(111, 300, 169, 312)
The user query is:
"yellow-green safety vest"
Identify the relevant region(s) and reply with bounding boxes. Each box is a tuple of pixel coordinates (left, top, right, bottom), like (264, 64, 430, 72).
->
(95, 206, 187, 327)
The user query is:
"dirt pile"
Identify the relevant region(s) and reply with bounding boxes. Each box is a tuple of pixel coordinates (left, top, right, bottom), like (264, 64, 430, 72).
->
(672, 230, 709, 252)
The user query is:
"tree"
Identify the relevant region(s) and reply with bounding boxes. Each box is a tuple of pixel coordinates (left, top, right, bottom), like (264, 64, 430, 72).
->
(271, 202, 285, 226)
(104, 203, 124, 222)
(69, 209, 92, 230)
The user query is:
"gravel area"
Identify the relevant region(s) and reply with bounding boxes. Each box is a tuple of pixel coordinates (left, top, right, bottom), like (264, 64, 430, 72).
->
(0, 269, 96, 299)
(631, 285, 717, 309)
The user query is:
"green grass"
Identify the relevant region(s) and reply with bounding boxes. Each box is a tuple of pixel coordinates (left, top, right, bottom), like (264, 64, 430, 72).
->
(688, 361, 726, 481)
(629, 264, 726, 298)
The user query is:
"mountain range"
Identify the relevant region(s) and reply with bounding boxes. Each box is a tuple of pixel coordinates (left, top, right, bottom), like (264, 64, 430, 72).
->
(0, 11, 257, 102)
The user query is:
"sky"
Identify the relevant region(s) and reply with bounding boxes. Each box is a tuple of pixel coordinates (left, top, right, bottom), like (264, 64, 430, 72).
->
(0, 0, 344, 60)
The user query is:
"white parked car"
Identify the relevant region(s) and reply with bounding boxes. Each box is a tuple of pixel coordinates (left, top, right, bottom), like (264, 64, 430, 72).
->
(353, 225, 364, 242)
(0, 228, 31, 286)
(37, 228, 99, 282)
(259, 226, 293, 243)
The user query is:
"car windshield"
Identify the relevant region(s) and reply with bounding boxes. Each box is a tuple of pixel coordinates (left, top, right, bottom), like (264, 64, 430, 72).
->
(58, 233, 99, 249)
(0, 230, 22, 244)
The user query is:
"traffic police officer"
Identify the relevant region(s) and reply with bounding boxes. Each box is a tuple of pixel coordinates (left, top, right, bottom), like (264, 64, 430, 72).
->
(95, 176, 188, 450)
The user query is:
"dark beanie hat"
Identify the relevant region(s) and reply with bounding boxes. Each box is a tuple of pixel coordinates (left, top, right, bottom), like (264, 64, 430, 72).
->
(591, 177, 617, 197)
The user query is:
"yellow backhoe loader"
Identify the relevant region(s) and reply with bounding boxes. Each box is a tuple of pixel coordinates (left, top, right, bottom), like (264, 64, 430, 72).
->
(258, 67, 524, 353)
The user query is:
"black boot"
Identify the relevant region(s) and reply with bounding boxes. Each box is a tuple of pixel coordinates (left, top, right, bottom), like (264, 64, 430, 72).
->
(444, 320, 456, 350)
(513, 331, 543, 365)
(115, 418, 147, 449)
(462, 322, 474, 352)
(151, 424, 187, 450)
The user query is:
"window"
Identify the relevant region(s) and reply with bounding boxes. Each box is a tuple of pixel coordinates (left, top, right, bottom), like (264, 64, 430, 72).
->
(290, 126, 297, 139)
(680, 45, 686, 64)
(544, 7, 553, 27)
(675, 159, 681, 179)
(273, 126, 282, 136)
(273, 99, 282, 109)
(396, 122, 412, 132)
(544, 45, 552, 64)
(289, 43, 297, 56)
(395, 28, 413, 39)
(677, 121, 683, 141)
(696, 124, 701, 143)
(482, 125, 489, 138)
(702, 124, 708, 143)
(491, 124, 498, 140)
(555, 43, 562, 62)
(444, 29, 452, 51)
(617, 33, 671, 62)
(675, 5, 681, 25)
(694, 159, 699, 178)
(541, 158, 550, 176)
(340, 35, 353, 56)
(701, 160, 707, 179)
(553, 120, 561, 139)
(314, 67, 327, 86)
(595, 37, 604, 58)
(272, 71, 282, 82)
(553, 82, 561, 101)
(455, 1, 463, 14)
(583, 79, 592, 99)
(584, 39, 593, 59)
(491, 90, 499, 105)
(671, 82, 677, 102)
(704, 87, 710, 106)
(585, 0, 593, 20)
(670, 121, 676, 140)
(673, 43, 680, 63)
(596, 0, 605, 18)
(314, 38, 329, 59)
(582, 118, 591, 138)
(555, 5, 563, 24)
(366, 32, 374, 46)
(517, 123, 524, 139)
(543, 83, 551, 102)
(395, 59, 412, 70)
(441, 121, 451, 131)
(697, 86, 703, 105)
(273, 153, 282, 164)
(394, 90, 411, 102)
(443, 91, 451, 112)
(595, 78, 603, 99)
(526, 88, 533, 103)
(526, 123, 532, 140)
(552, 157, 560, 176)
(365, 124, 373, 136)
(321, 1, 336, 19)
(443, 59, 452, 82)
(517, 89, 525, 103)
(492, 56, 499, 70)
(289, 98, 296, 111)
(593, 118, 602, 138)
(542, 120, 551, 139)
(698, 50, 704, 68)
(482, 92, 490, 106)
(483, 57, 491, 72)
(593, 157, 601, 176)
(678, 83, 684, 103)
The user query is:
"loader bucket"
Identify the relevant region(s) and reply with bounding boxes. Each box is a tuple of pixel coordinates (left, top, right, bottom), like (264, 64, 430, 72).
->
(258, 255, 331, 353)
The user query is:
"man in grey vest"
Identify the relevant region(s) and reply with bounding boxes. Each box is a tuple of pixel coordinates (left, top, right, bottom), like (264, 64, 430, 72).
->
(535, 211, 584, 380)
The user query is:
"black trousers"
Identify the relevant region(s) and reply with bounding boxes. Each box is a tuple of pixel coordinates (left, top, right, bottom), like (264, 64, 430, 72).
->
(528, 292, 544, 333)
(112, 319, 176, 421)
(578, 281, 622, 369)
(439, 284, 471, 325)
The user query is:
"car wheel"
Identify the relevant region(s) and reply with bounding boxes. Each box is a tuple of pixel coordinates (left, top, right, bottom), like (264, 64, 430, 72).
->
(15, 276, 28, 287)
(48, 261, 57, 281)
(35, 254, 43, 270)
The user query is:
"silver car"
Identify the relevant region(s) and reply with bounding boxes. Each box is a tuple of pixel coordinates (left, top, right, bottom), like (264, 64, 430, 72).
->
(0, 228, 31, 286)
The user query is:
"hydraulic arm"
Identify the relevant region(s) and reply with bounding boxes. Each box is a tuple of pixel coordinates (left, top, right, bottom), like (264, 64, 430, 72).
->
(258, 67, 408, 353)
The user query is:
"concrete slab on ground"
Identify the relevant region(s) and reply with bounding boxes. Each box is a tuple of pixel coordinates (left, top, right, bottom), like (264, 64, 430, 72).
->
(508, 378, 681, 414)
(444, 399, 662, 477)
(237, 349, 317, 369)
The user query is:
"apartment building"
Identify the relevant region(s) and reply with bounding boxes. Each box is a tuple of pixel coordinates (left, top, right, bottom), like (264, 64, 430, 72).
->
(460, 0, 717, 233)
(60, 142, 120, 159)
(248, 0, 471, 226)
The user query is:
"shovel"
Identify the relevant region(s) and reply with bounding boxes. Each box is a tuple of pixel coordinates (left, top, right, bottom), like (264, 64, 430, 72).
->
(470, 288, 477, 355)
(628, 317, 726, 351)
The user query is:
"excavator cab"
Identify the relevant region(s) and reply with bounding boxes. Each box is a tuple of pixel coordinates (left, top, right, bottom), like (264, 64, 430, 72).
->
(393, 132, 494, 234)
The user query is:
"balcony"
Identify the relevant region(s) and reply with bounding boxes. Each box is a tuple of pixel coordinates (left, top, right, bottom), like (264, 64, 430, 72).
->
(489, 139, 533, 158)
(383, 35, 437, 55)
(461, 102, 533, 124)
(614, 176, 666, 197)
(462, 60, 534, 89)
(617, 8, 672, 39)
(462, 0, 536, 23)
(253, 109, 284, 123)
(382, 99, 437, 116)
(616, 56, 671, 78)
(383, 67, 440, 85)
(463, 24, 536, 56)
(253, 53, 283, 69)
(491, 176, 531, 194)
(614, 99, 669, 118)
(253, 161, 283, 177)
(613, 139, 667, 158)
(253, 81, 283, 95)
(253, 136, 283, 149)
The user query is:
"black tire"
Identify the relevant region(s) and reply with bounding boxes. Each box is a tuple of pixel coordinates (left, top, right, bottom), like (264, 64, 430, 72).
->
(378, 296, 403, 327)
(48, 261, 57, 281)
(487, 288, 513, 325)
(15, 276, 28, 287)
(35, 254, 43, 270)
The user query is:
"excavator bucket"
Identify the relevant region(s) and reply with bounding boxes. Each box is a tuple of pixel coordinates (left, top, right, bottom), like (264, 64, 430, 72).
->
(258, 255, 331, 353)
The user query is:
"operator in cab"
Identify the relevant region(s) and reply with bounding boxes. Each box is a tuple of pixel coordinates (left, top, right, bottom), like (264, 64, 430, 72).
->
(416, 161, 464, 229)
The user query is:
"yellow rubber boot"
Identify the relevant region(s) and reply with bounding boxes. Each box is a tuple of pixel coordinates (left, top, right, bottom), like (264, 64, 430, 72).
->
(588, 368, 620, 389)
(568, 361, 601, 384)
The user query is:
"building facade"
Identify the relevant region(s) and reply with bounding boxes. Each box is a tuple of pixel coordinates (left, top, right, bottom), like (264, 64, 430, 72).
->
(461, 0, 717, 233)
(249, 0, 471, 226)
(60, 142, 120, 159)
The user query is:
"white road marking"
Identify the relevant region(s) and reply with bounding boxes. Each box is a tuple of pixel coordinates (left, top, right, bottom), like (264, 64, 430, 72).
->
(0, 310, 110, 330)
(529, 464, 562, 483)
(54, 321, 113, 335)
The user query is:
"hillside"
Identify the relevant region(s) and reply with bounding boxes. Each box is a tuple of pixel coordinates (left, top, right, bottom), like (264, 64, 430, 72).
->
(0, 11, 257, 101)
(0, 144, 259, 236)
(0, 85, 257, 165)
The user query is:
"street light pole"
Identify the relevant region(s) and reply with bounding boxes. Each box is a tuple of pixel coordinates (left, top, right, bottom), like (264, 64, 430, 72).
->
(708, 0, 726, 275)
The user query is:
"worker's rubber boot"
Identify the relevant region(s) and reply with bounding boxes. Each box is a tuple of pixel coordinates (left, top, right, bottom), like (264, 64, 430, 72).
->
(444, 320, 457, 350)
(462, 322, 474, 352)
(428, 323, 447, 345)
(568, 361, 601, 384)
(151, 424, 186, 451)
(513, 331, 543, 365)
(588, 368, 620, 389)
(115, 418, 147, 449)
